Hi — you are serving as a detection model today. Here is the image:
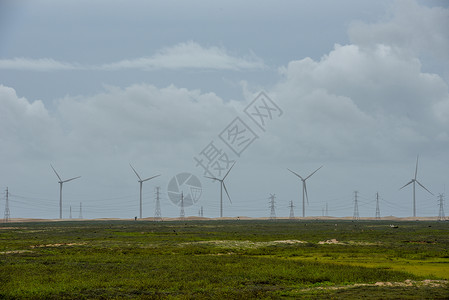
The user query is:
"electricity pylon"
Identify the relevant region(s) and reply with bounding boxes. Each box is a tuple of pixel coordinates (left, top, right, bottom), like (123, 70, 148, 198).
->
(4, 187, 10, 223)
(179, 192, 185, 220)
(269, 194, 276, 221)
(353, 191, 360, 220)
(289, 200, 295, 219)
(154, 187, 162, 221)
(438, 193, 445, 221)
(375, 192, 381, 220)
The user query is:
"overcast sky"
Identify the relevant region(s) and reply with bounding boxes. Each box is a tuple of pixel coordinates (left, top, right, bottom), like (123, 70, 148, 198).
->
(1, 0, 448, 219)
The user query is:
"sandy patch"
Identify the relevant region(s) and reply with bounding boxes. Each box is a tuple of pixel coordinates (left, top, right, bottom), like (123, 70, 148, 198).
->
(299, 279, 449, 292)
(318, 239, 343, 245)
(183, 239, 305, 248)
(30, 242, 86, 248)
(0, 250, 32, 254)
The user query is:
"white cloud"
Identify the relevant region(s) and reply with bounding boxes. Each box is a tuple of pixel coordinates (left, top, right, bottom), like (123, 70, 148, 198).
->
(271, 42, 449, 162)
(55, 84, 238, 160)
(348, 0, 449, 60)
(0, 42, 265, 72)
(100, 41, 266, 71)
(0, 57, 82, 71)
(0, 85, 60, 158)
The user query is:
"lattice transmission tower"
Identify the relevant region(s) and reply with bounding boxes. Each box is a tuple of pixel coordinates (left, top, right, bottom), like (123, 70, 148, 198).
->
(4, 187, 10, 223)
(269, 194, 276, 221)
(154, 187, 162, 221)
(179, 192, 185, 220)
(375, 192, 381, 220)
(353, 191, 360, 220)
(438, 193, 445, 221)
(289, 200, 295, 219)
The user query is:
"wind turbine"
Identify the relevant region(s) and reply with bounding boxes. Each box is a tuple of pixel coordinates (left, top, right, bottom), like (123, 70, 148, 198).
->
(130, 164, 160, 219)
(288, 165, 323, 218)
(205, 162, 235, 218)
(51, 164, 81, 220)
(399, 155, 433, 217)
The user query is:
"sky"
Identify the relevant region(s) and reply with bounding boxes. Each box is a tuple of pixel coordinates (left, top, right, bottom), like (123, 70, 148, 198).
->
(1, 0, 448, 219)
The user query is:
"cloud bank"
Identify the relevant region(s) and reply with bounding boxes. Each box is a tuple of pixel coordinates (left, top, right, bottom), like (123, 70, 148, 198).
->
(0, 41, 265, 72)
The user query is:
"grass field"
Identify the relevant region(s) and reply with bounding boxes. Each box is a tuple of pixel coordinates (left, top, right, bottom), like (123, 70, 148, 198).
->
(1, 219, 448, 299)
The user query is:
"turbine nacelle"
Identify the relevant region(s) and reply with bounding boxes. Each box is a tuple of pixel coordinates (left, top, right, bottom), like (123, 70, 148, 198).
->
(399, 155, 433, 217)
(287, 165, 323, 217)
(204, 162, 236, 217)
(50, 164, 81, 219)
(129, 163, 160, 219)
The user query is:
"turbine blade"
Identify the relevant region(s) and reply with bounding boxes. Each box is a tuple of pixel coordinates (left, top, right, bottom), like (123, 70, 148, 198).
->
(399, 180, 414, 190)
(205, 176, 220, 182)
(129, 164, 142, 181)
(223, 182, 232, 204)
(222, 162, 236, 180)
(142, 174, 161, 182)
(50, 164, 62, 181)
(63, 176, 81, 183)
(416, 180, 434, 196)
(304, 182, 309, 205)
(305, 165, 323, 180)
(414, 155, 419, 180)
(287, 168, 304, 180)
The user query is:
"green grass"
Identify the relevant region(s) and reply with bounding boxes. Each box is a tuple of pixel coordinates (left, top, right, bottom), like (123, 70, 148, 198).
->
(1, 220, 448, 299)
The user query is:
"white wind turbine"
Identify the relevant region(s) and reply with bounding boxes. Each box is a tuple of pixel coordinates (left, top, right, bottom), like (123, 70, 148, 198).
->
(399, 155, 433, 217)
(130, 164, 160, 219)
(51, 164, 81, 220)
(288, 166, 323, 218)
(205, 162, 235, 218)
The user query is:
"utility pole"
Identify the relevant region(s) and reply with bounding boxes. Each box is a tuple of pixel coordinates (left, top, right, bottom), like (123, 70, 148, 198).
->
(438, 193, 445, 221)
(353, 191, 360, 221)
(180, 192, 185, 220)
(154, 187, 162, 221)
(289, 200, 295, 219)
(375, 192, 381, 220)
(269, 194, 276, 221)
(69, 206, 72, 219)
(4, 187, 10, 223)
(79, 202, 83, 219)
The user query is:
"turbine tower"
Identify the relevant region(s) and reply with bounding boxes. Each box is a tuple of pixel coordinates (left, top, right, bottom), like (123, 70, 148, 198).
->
(130, 164, 160, 219)
(51, 164, 81, 220)
(399, 155, 433, 217)
(288, 165, 323, 217)
(205, 162, 235, 218)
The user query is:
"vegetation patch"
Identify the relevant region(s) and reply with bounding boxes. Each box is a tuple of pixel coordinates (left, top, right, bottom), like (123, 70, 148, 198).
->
(0, 220, 448, 299)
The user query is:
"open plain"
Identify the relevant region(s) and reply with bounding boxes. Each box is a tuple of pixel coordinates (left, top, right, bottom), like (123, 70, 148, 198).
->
(1, 219, 448, 299)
